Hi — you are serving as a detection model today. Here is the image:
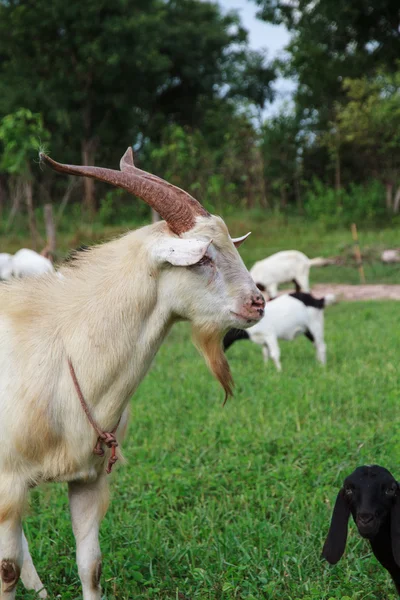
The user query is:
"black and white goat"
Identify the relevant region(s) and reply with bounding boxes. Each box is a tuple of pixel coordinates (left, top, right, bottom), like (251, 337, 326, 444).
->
(322, 465, 400, 596)
(223, 292, 336, 371)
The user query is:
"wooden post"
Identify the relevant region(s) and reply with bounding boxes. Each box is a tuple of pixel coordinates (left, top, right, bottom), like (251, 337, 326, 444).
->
(44, 203, 56, 260)
(351, 223, 365, 284)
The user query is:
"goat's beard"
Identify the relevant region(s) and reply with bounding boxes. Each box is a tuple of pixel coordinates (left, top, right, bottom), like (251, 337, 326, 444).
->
(192, 325, 234, 404)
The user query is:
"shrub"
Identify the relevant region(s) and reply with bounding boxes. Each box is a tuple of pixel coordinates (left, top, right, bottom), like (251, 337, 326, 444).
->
(304, 179, 387, 226)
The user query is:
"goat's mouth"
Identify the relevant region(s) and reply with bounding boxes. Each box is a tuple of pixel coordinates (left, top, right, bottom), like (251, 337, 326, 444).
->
(356, 519, 379, 538)
(230, 310, 262, 325)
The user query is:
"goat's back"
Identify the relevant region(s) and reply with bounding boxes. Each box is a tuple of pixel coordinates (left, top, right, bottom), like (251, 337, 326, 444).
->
(249, 295, 309, 342)
(250, 250, 309, 287)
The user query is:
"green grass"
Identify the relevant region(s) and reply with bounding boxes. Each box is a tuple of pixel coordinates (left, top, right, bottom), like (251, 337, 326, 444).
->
(23, 301, 400, 599)
(3, 210, 400, 284)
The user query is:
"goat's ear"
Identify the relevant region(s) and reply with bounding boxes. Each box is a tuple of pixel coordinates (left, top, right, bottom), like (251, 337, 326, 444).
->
(322, 488, 351, 565)
(231, 232, 251, 248)
(391, 484, 400, 566)
(152, 237, 212, 267)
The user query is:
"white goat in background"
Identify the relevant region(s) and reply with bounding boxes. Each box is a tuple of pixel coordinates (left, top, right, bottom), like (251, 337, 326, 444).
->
(0, 148, 264, 599)
(224, 292, 336, 371)
(0, 249, 54, 280)
(250, 250, 326, 299)
(0, 254, 12, 279)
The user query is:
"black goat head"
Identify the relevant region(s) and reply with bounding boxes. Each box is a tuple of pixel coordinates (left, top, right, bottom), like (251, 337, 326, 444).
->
(322, 465, 400, 566)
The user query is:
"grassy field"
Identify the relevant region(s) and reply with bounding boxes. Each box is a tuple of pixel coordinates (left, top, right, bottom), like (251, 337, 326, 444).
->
(3, 210, 400, 285)
(23, 300, 400, 599)
(3, 211, 400, 598)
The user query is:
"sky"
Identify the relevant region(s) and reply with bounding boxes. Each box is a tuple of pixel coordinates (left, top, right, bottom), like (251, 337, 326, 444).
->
(218, 0, 296, 115)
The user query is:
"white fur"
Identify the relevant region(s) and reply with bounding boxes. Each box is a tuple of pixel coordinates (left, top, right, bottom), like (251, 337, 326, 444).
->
(250, 250, 324, 298)
(0, 249, 54, 280)
(0, 216, 263, 599)
(244, 293, 335, 371)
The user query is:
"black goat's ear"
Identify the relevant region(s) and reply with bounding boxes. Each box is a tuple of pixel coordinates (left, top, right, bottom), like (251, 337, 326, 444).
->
(322, 488, 351, 565)
(391, 483, 400, 566)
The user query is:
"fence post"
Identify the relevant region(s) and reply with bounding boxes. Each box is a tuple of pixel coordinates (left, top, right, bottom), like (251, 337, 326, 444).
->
(351, 223, 365, 284)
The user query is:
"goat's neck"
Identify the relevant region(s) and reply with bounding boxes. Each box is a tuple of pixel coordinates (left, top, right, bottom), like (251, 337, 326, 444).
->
(59, 235, 175, 427)
(369, 520, 400, 584)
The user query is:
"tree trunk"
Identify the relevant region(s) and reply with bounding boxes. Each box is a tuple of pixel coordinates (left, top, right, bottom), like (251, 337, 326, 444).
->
(6, 177, 22, 231)
(25, 179, 42, 250)
(393, 186, 400, 214)
(280, 185, 287, 211)
(44, 204, 56, 259)
(335, 152, 341, 192)
(295, 175, 303, 214)
(386, 182, 393, 211)
(0, 177, 5, 224)
(81, 139, 97, 217)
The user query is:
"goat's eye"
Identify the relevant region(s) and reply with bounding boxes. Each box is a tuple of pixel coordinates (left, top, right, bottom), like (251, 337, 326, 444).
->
(344, 487, 353, 497)
(385, 487, 396, 496)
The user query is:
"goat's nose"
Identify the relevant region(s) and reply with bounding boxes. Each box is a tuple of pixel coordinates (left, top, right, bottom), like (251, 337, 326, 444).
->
(358, 513, 374, 525)
(251, 294, 265, 309)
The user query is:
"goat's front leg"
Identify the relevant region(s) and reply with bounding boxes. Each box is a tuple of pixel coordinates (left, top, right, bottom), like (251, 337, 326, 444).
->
(0, 477, 27, 599)
(265, 336, 282, 372)
(262, 344, 270, 363)
(0, 519, 22, 600)
(0, 518, 22, 600)
(312, 334, 326, 365)
(20, 531, 47, 598)
(68, 476, 109, 600)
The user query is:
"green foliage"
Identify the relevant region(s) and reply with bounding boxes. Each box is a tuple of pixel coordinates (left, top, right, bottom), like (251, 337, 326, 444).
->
(336, 71, 400, 180)
(261, 110, 302, 207)
(144, 122, 264, 213)
(0, 0, 273, 165)
(253, 0, 400, 121)
(98, 189, 150, 226)
(304, 179, 387, 226)
(21, 301, 400, 598)
(0, 108, 50, 176)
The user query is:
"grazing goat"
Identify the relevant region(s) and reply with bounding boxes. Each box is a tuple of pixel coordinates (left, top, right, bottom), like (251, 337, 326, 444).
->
(223, 292, 336, 371)
(0, 148, 264, 599)
(322, 465, 400, 596)
(250, 250, 325, 299)
(0, 249, 54, 280)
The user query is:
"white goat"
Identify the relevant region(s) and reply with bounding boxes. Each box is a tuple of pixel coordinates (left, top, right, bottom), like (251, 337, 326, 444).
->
(0, 148, 264, 599)
(0, 254, 12, 279)
(0, 249, 54, 280)
(250, 250, 326, 299)
(224, 292, 336, 371)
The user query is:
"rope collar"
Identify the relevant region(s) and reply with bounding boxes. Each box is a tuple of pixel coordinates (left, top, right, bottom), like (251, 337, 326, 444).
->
(68, 358, 120, 474)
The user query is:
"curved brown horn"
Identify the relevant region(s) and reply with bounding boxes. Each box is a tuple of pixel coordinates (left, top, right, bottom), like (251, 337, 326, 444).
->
(40, 149, 209, 235)
(119, 148, 208, 219)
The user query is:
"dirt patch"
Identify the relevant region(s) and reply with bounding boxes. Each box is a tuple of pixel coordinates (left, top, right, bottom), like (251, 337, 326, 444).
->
(312, 284, 400, 301)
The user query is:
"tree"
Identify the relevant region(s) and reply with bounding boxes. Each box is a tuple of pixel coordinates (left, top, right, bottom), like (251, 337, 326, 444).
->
(253, 0, 400, 125)
(0, 108, 50, 245)
(261, 110, 302, 210)
(336, 69, 400, 211)
(0, 0, 275, 215)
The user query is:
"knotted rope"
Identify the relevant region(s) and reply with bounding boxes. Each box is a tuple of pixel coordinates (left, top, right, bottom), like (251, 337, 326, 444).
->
(68, 358, 120, 474)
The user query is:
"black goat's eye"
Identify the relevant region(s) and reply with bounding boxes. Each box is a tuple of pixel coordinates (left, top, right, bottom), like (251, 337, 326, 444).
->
(385, 487, 396, 496)
(344, 487, 353, 497)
